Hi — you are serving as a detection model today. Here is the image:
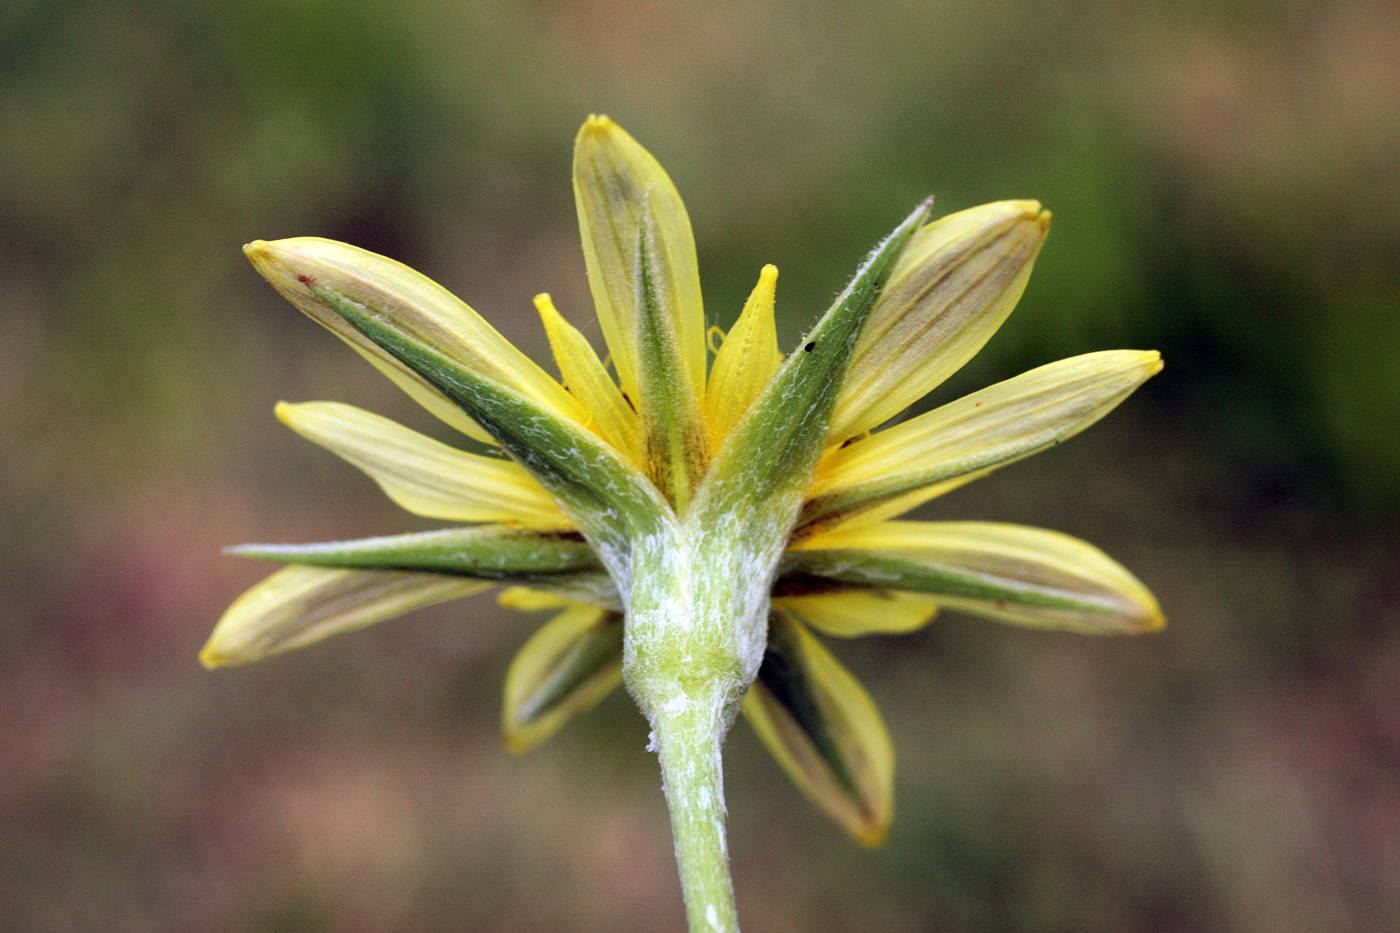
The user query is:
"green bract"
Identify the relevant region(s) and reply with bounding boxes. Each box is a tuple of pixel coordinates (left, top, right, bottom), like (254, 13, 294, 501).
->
(207, 116, 1164, 933)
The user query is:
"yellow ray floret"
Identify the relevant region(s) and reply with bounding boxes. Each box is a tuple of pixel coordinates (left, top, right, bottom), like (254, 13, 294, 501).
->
(774, 589, 939, 638)
(573, 115, 706, 404)
(534, 293, 640, 462)
(202, 566, 489, 668)
(276, 401, 570, 527)
(705, 264, 782, 446)
(497, 586, 577, 611)
(502, 603, 624, 753)
(742, 612, 895, 846)
(830, 201, 1050, 441)
(796, 520, 1164, 634)
(245, 238, 589, 439)
(803, 350, 1163, 529)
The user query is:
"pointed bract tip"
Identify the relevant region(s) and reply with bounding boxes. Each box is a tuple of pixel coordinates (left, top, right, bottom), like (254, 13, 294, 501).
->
(222, 543, 289, 560)
(759, 263, 779, 283)
(902, 198, 934, 233)
(198, 643, 226, 670)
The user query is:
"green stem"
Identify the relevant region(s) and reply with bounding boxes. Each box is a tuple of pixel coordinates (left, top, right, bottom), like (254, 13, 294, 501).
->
(651, 683, 741, 933)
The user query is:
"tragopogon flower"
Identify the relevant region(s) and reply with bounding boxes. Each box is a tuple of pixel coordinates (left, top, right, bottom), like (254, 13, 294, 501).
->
(206, 116, 1162, 925)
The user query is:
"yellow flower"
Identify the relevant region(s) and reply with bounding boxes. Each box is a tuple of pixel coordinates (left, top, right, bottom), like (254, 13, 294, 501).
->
(205, 115, 1163, 850)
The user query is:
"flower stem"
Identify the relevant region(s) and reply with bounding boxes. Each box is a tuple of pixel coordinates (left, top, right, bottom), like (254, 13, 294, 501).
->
(651, 683, 741, 933)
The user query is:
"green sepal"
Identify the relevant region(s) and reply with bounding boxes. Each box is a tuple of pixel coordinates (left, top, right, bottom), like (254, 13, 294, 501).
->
(742, 611, 894, 846)
(230, 526, 605, 582)
(635, 204, 709, 511)
(307, 283, 671, 568)
(503, 604, 625, 753)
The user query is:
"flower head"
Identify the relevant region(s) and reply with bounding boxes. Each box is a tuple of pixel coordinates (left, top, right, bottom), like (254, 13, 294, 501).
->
(206, 116, 1163, 848)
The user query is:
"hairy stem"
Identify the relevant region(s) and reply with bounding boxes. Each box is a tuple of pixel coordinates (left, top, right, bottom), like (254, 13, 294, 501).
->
(651, 682, 740, 933)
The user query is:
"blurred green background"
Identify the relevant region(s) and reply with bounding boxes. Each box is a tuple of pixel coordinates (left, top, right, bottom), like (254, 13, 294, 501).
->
(3, 0, 1398, 929)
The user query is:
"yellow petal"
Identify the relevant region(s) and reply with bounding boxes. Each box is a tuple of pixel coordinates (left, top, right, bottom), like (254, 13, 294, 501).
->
(201, 566, 487, 667)
(742, 612, 894, 846)
(830, 201, 1050, 440)
(497, 587, 575, 611)
(799, 474, 990, 538)
(704, 265, 782, 445)
(792, 520, 1164, 634)
(494, 577, 623, 611)
(572, 115, 705, 404)
(534, 294, 639, 461)
(502, 604, 624, 753)
(245, 237, 589, 436)
(774, 589, 938, 638)
(804, 350, 1163, 528)
(276, 401, 569, 527)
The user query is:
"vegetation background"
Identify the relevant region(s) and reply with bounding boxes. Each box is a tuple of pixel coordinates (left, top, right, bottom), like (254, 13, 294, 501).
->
(3, 0, 1397, 929)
